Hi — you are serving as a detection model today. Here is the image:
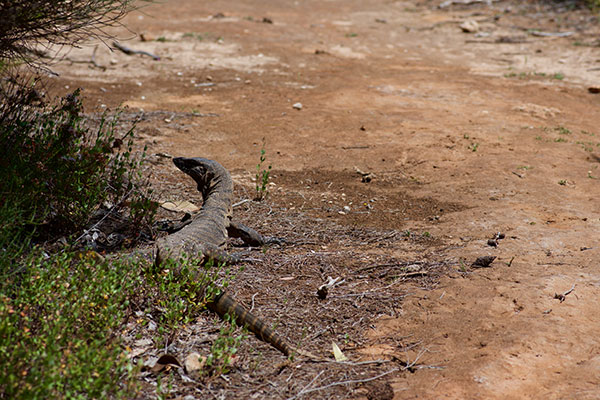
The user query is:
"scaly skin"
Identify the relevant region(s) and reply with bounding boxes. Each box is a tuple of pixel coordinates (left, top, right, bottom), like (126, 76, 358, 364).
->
(155, 157, 290, 356)
(209, 292, 291, 356)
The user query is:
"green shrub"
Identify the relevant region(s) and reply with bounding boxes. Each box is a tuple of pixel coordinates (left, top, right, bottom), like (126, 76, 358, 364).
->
(0, 82, 156, 266)
(0, 251, 143, 399)
(0, 250, 234, 399)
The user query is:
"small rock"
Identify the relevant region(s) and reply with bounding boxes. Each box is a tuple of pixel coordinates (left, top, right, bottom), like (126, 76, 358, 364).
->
(133, 339, 153, 347)
(292, 102, 303, 110)
(472, 256, 496, 268)
(343, 205, 351, 212)
(148, 320, 157, 331)
(139, 32, 155, 42)
(184, 352, 205, 373)
(460, 20, 480, 33)
(589, 86, 600, 94)
(487, 239, 498, 247)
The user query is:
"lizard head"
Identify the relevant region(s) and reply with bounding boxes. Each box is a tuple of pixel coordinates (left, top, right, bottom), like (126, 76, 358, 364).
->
(172, 156, 233, 201)
(173, 157, 216, 193)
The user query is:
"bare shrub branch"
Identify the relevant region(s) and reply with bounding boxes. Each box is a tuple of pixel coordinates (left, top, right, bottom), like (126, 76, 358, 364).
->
(0, 0, 150, 68)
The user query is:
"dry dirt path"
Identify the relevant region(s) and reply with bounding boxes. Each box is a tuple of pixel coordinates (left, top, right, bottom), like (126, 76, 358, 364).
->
(51, 1, 600, 398)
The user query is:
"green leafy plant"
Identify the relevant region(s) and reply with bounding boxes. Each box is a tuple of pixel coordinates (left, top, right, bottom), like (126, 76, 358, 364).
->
(146, 255, 234, 334)
(205, 314, 246, 375)
(254, 138, 272, 201)
(0, 87, 156, 261)
(0, 251, 143, 399)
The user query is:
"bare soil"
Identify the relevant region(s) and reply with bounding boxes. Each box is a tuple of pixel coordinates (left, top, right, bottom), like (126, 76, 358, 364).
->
(50, 0, 600, 398)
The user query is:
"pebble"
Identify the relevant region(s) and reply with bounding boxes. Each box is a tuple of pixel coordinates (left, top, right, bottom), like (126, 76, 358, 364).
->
(293, 102, 303, 110)
(184, 352, 204, 373)
(460, 20, 480, 33)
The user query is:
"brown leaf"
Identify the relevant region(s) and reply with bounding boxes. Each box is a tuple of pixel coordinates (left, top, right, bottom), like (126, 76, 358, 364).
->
(151, 354, 182, 373)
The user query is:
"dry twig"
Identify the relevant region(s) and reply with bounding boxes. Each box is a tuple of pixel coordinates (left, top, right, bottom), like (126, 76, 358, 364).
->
(554, 284, 575, 303)
(287, 368, 400, 399)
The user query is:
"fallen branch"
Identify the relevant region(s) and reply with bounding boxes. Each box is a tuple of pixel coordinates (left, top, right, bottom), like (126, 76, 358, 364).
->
(439, 0, 495, 8)
(530, 31, 574, 38)
(73, 188, 133, 245)
(112, 41, 160, 60)
(554, 284, 575, 303)
(66, 45, 106, 70)
(287, 370, 325, 400)
(287, 368, 400, 399)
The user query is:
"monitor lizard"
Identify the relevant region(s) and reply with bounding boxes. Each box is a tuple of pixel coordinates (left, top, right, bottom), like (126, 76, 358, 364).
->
(155, 157, 300, 358)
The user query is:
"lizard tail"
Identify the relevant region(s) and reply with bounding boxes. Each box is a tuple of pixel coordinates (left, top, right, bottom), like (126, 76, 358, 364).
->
(207, 292, 291, 356)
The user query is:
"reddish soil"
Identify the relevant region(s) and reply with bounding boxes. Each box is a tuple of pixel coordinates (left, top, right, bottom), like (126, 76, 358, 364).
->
(50, 0, 600, 398)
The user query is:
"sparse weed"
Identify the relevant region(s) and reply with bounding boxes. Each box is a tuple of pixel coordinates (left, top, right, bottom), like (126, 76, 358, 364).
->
(504, 71, 565, 81)
(555, 126, 571, 135)
(254, 138, 272, 201)
(205, 314, 246, 375)
(576, 141, 595, 152)
(182, 32, 204, 41)
(558, 179, 567, 186)
(469, 143, 479, 152)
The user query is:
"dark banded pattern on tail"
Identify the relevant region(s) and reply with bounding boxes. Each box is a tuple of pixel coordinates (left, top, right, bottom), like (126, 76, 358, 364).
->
(208, 292, 291, 356)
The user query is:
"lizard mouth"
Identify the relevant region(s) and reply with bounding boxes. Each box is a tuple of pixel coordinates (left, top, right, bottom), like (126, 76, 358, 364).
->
(173, 157, 213, 186)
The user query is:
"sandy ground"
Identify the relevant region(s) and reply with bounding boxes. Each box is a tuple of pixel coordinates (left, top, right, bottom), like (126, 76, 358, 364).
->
(49, 0, 600, 398)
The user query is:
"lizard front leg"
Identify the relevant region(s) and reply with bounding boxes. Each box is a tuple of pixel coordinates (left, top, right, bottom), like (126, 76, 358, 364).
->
(227, 220, 266, 247)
